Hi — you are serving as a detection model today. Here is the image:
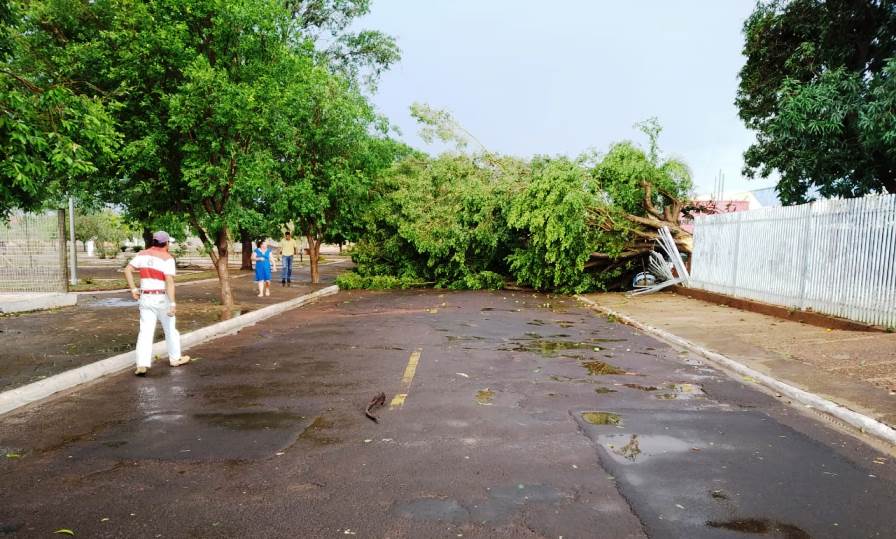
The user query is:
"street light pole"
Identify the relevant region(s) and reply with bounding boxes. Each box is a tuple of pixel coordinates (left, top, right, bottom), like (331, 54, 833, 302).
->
(68, 197, 77, 285)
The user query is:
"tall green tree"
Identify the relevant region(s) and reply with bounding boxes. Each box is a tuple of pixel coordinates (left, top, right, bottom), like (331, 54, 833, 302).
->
(0, 1, 119, 218)
(737, 0, 896, 203)
(17, 0, 397, 305)
(286, 0, 400, 88)
(271, 63, 407, 283)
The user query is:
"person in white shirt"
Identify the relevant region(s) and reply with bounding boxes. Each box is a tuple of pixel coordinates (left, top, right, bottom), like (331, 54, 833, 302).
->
(124, 231, 191, 376)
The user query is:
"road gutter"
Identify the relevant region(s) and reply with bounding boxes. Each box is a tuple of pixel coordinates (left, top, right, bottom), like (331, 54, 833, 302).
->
(0, 285, 340, 417)
(576, 294, 896, 447)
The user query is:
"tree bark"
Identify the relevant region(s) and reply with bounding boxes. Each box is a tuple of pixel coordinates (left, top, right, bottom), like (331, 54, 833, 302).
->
(306, 234, 321, 284)
(142, 227, 153, 249)
(239, 228, 253, 270)
(213, 226, 235, 308)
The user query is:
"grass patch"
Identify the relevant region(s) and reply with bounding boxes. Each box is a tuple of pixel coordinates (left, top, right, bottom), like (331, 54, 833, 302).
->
(71, 270, 220, 292)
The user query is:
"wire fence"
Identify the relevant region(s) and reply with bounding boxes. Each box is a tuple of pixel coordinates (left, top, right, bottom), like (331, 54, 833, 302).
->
(0, 211, 67, 293)
(690, 193, 896, 327)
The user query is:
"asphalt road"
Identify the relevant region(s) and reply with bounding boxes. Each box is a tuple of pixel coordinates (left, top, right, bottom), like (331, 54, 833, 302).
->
(0, 290, 894, 538)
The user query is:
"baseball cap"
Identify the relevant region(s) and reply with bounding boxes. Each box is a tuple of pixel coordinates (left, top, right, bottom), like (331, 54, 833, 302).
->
(153, 231, 171, 244)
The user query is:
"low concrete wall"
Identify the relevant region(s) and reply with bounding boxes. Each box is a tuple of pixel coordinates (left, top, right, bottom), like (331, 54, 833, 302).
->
(0, 285, 338, 416)
(0, 293, 78, 314)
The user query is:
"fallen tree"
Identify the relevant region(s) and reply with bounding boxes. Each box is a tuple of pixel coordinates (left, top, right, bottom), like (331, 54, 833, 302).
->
(343, 111, 695, 293)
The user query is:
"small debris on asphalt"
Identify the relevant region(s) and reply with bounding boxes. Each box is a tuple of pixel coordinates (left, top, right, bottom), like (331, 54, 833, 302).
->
(365, 392, 386, 423)
(475, 389, 495, 405)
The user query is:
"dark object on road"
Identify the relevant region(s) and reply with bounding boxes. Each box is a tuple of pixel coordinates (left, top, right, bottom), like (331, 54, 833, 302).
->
(365, 392, 386, 423)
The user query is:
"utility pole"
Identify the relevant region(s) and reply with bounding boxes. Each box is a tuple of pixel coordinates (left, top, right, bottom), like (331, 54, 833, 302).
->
(68, 197, 77, 285)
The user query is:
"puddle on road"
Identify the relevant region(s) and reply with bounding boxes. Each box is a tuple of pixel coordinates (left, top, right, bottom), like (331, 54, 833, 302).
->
(102, 440, 127, 448)
(655, 383, 706, 400)
(475, 389, 495, 405)
(194, 411, 302, 431)
(0, 523, 22, 534)
(396, 499, 469, 523)
(581, 361, 625, 375)
(602, 434, 700, 465)
(396, 484, 568, 525)
(506, 338, 598, 356)
(72, 410, 309, 461)
(446, 335, 484, 342)
(90, 297, 136, 308)
(582, 411, 622, 425)
(615, 434, 641, 461)
(298, 416, 339, 445)
(705, 518, 809, 539)
(624, 383, 658, 391)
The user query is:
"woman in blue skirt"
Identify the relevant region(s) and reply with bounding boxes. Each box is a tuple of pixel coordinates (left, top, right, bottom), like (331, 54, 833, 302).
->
(253, 239, 273, 297)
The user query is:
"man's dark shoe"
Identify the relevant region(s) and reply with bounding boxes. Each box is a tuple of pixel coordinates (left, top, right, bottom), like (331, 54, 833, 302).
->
(281, 279, 286, 286)
(287, 280, 291, 287)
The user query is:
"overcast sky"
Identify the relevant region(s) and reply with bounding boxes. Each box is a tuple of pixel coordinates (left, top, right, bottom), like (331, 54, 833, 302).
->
(356, 0, 776, 195)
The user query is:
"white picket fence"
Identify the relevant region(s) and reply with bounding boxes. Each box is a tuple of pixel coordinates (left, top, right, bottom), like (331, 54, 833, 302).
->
(690, 194, 896, 328)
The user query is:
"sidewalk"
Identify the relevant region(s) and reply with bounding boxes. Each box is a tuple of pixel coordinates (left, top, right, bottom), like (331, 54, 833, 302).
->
(0, 261, 349, 392)
(581, 291, 896, 429)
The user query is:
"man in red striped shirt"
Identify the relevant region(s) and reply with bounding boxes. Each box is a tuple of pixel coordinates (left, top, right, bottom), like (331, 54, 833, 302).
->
(124, 231, 191, 376)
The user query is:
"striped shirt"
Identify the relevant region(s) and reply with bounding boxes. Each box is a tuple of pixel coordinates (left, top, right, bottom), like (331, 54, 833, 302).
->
(129, 247, 176, 291)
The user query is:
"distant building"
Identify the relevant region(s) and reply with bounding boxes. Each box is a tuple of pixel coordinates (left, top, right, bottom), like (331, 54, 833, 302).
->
(748, 187, 782, 208)
(680, 188, 782, 233)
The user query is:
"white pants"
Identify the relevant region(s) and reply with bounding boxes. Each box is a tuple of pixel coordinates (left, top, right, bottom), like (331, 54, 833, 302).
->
(136, 294, 183, 367)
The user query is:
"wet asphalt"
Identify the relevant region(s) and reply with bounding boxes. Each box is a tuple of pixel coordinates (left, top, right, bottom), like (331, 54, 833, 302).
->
(0, 290, 894, 538)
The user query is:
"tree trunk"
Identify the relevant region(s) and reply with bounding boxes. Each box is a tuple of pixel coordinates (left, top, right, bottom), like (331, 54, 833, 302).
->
(239, 228, 253, 270)
(214, 227, 235, 308)
(142, 227, 153, 249)
(306, 234, 321, 284)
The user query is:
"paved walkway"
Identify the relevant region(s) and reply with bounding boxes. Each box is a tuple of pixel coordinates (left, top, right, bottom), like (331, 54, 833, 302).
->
(583, 291, 896, 428)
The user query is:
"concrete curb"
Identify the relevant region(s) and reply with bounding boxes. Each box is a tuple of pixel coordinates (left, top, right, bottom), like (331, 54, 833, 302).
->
(575, 294, 896, 447)
(0, 285, 339, 417)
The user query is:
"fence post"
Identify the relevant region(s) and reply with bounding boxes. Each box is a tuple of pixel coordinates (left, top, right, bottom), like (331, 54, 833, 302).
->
(797, 207, 815, 309)
(729, 215, 742, 296)
(57, 209, 68, 292)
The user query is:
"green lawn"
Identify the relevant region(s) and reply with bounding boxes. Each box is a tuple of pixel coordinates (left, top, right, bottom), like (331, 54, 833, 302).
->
(70, 270, 221, 292)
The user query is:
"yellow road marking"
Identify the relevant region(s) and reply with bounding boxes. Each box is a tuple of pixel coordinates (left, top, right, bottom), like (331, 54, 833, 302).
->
(390, 348, 422, 409)
(389, 393, 407, 408)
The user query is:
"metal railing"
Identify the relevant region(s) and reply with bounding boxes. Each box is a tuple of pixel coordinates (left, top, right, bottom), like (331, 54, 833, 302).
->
(690, 194, 896, 327)
(0, 211, 68, 293)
